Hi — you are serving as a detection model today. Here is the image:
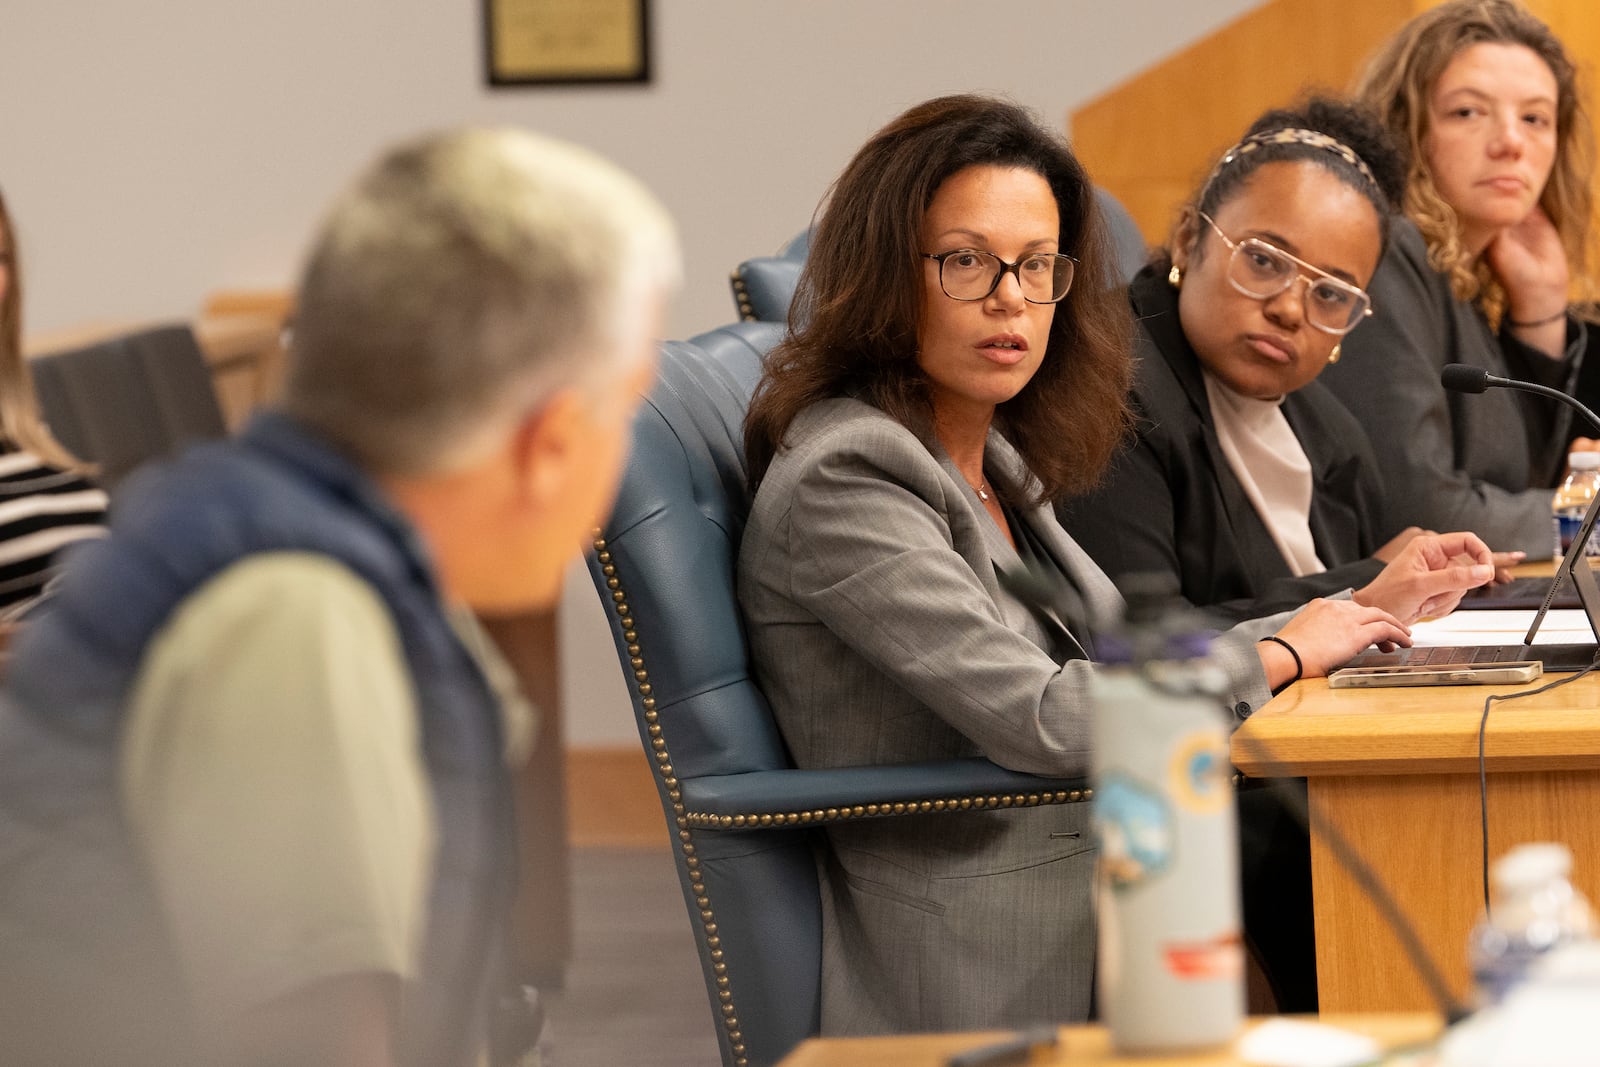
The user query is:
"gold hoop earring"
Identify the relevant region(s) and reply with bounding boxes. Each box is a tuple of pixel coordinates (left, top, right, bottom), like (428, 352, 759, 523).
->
(1168, 264, 1182, 289)
(1328, 343, 1342, 365)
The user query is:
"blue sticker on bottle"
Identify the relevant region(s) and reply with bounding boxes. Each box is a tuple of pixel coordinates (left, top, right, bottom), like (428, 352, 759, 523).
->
(1094, 772, 1174, 888)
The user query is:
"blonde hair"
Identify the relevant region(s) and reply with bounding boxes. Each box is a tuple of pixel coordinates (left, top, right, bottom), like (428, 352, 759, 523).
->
(0, 186, 90, 472)
(1354, 0, 1598, 321)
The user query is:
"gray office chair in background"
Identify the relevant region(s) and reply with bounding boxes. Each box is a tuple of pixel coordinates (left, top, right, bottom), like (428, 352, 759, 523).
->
(31, 323, 227, 490)
(584, 320, 1091, 1067)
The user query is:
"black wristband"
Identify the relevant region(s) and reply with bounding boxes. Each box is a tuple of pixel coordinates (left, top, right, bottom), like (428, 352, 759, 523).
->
(1259, 635, 1303, 695)
(1507, 307, 1568, 329)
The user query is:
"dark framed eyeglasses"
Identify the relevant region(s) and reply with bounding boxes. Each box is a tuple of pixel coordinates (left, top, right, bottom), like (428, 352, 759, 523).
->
(1198, 213, 1373, 335)
(920, 249, 1076, 304)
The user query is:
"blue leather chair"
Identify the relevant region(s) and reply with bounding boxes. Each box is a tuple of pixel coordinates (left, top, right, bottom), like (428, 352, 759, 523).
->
(728, 188, 1147, 324)
(584, 321, 1092, 1067)
(1093, 186, 1150, 288)
(729, 231, 809, 324)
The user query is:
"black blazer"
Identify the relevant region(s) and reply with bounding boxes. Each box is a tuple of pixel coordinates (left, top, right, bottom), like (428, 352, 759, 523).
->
(1060, 267, 1394, 625)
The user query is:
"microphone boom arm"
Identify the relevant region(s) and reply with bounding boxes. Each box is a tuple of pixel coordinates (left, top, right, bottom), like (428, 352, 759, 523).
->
(1439, 363, 1600, 645)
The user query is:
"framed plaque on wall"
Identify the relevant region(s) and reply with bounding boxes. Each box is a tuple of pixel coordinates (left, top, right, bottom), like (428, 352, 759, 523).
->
(483, 0, 651, 87)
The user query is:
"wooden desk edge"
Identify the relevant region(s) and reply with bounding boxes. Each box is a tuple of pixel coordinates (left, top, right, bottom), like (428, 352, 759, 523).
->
(777, 1013, 1442, 1066)
(1232, 676, 1600, 777)
(1230, 559, 1592, 776)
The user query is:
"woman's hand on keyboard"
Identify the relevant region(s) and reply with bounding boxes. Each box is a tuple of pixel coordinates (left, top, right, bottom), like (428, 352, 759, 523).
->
(1268, 599, 1412, 682)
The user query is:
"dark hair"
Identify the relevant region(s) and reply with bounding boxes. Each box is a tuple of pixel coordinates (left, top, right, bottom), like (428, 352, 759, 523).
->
(744, 93, 1134, 504)
(1184, 96, 1407, 251)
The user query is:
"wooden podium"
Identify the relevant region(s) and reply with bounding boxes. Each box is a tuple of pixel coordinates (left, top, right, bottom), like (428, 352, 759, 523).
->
(1231, 669, 1600, 1011)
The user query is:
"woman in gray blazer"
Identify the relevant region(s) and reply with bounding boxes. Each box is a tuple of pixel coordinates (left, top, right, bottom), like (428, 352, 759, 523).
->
(737, 94, 1488, 1037)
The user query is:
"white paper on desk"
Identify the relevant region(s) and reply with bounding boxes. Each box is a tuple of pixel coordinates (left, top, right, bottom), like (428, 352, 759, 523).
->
(1235, 1019, 1381, 1067)
(1410, 609, 1595, 647)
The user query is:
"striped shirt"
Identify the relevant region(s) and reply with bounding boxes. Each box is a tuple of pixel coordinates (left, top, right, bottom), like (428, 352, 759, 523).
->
(0, 443, 108, 617)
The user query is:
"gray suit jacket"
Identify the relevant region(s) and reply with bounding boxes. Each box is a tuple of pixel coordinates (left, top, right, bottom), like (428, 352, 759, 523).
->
(1321, 219, 1585, 556)
(737, 398, 1279, 1034)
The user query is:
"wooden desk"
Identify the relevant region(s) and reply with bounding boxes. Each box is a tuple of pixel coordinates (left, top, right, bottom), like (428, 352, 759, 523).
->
(778, 1014, 1440, 1066)
(1232, 616, 1600, 1012)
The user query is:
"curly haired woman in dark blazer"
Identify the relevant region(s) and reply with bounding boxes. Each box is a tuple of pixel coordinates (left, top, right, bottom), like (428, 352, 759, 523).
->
(1321, 0, 1598, 555)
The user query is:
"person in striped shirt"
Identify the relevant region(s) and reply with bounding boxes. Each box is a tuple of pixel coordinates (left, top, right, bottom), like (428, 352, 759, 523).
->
(0, 184, 108, 618)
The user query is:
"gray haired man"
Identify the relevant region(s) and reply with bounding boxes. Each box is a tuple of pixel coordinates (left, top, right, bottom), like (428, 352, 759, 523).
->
(0, 128, 676, 1067)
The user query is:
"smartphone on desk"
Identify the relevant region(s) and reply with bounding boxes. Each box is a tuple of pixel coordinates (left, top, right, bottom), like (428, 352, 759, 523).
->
(1327, 661, 1543, 688)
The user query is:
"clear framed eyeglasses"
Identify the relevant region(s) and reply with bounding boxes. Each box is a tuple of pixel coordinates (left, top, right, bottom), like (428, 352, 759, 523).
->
(1198, 213, 1373, 335)
(920, 249, 1076, 304)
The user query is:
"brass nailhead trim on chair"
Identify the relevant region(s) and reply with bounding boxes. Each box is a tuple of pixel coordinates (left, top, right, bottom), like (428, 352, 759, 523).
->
(684, 788, 1094, 830)
(591, 531, 750, 1067)
(591, 530, 1095, 1063)
(729, 272, 758, 322)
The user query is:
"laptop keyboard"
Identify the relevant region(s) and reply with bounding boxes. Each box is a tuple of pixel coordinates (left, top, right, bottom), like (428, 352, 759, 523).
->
(1404, 646, 1489, 665)
(1341, 643, 1599, 672)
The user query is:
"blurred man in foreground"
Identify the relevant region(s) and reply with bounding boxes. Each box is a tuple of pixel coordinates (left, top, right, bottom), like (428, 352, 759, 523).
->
(0, 127, 677, 1067)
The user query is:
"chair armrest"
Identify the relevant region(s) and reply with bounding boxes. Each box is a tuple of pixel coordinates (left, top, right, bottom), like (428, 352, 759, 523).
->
(678, 757, 1091, 830)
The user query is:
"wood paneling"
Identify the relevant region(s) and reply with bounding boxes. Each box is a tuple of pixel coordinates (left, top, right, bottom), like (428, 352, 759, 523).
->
(1071, 0, 1418, 246)
(197, 289, 293, 425)
(482, 610, 575, 986)
(566, 745, 672, 849)
(1072, 0, 1600, 251)
(1234, 645, 1600, 1012)
(1308, 770, 1600, 1011)
(191, 312, 286, 429)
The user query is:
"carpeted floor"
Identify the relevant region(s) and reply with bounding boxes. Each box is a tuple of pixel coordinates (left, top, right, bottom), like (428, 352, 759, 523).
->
(541, 847, 722, 1066)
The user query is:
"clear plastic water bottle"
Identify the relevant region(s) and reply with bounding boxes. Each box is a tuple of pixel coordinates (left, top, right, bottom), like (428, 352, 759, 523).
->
(1469, 842, 1594, 1008)
(1091, 588, 1242, 1053)
(1552, 452, 1600, 560)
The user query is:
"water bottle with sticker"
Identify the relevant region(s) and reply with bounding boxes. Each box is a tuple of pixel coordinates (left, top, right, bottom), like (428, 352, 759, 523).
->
(1091, 580, 1243, 1053)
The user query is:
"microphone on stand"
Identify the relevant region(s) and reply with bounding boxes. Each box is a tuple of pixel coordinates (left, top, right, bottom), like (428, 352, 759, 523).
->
(1441, 363, 1600, 646)
(1440, 363, 1600, 435)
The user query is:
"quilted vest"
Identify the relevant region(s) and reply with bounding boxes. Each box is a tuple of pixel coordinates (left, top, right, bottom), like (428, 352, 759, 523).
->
(0, 412, 515, 1066)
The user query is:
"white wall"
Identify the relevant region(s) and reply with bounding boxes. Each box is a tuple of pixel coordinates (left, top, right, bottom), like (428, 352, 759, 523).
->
(3, 0, 1259, 745)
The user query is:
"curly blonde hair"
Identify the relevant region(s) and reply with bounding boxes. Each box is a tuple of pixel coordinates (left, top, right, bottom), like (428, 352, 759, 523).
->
(1354, 0, 1597, 323)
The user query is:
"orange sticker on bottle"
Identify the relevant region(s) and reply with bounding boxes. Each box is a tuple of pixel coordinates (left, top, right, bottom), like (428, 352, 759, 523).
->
(1164, 933, 1244, 980)
(1169, 730, 1229, 814)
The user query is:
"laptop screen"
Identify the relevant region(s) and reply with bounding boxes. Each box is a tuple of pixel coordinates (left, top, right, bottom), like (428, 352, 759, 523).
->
(1525, 477, 1600, 647)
